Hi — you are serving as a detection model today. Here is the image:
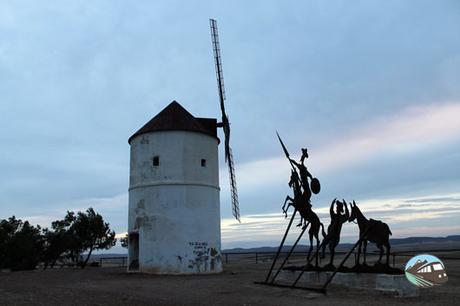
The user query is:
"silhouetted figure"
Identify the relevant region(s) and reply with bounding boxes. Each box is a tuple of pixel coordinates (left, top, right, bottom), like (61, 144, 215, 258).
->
(282, 171, 325, 267)
(282, 171, 309, 227)
(348, 201, 392, 266)
(321, 199, 349, 267)
(290, 148, 313, 201)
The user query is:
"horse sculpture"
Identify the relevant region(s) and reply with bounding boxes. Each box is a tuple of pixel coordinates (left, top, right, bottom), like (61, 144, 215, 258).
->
(348, 201, 392, 266)
(282, 171, 308, 227)
(321, 199, 349, 267)
(282, 170, 325, 267)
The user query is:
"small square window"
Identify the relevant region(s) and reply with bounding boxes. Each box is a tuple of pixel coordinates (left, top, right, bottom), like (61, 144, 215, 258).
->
(153, 156, 160, 166)
(201, 159, 206, 167)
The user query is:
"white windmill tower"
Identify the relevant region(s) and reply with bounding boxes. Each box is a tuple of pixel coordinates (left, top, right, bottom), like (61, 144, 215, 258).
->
(127, 19, 240, 274)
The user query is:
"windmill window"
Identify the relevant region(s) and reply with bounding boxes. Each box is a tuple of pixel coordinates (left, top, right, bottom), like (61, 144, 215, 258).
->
(153, 156, 160, 166)
(201, 159, 207, 167)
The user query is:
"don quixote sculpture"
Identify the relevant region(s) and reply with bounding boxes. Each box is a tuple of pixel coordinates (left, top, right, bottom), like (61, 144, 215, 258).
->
(282, 170, 325, 267)
(257, 132, 401, 293)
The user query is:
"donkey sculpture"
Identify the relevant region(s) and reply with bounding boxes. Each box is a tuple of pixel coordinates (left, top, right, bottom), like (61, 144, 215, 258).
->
(282, 170, 325, 267)
(348, 201, 392, 266)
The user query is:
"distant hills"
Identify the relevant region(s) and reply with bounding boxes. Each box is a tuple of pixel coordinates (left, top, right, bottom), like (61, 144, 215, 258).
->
(389, 235, 460, 245)
(223, 235, 460, 253)
(91, 235, 460, 259)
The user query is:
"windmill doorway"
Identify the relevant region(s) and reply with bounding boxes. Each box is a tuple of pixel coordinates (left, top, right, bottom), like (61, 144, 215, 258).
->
(128, 232, 139, 271)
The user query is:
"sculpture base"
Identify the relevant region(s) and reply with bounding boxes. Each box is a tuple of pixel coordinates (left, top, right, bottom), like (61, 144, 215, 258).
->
(284, 263, 403, 274)
(274, 270, 419, 297)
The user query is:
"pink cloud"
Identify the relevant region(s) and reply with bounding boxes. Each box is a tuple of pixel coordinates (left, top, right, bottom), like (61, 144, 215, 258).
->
(222, 102, 460, 192)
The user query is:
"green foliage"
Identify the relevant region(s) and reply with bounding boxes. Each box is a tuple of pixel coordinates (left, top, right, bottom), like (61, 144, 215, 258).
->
(43, 208, 116, 268)
(0, 217, 44, 271)
(42, 211, 78, 268)
(72, 208, 116, 268)
(1, 207, 116, 271)
(0, 216, 21, 267)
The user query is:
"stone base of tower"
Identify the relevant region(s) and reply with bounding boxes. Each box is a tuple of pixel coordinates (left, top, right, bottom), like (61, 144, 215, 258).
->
(127, 235, 223, 275)
(127, 184, 223, 275)
(128, 243, 223, 275)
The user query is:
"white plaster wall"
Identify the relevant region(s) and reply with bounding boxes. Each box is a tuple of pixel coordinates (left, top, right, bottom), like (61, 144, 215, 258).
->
(128, 131, 222, 274)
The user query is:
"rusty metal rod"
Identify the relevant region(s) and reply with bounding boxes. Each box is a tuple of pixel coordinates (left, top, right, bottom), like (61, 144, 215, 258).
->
(320, 237, 363, 290)
(270, 222, 308, 284)
(290, 238, 328, 287)
(264, 210, 297, 283)
(321, 227, 372, 291)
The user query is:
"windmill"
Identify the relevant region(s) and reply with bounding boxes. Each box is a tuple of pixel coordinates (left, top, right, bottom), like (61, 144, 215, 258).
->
(210, 19, 240, 222)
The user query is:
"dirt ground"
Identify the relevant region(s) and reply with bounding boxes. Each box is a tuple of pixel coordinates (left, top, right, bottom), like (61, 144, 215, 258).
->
(0, 254, 458, 306)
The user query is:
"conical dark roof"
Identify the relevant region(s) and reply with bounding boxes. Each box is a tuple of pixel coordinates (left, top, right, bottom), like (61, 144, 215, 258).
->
(128, 101, 217, 143)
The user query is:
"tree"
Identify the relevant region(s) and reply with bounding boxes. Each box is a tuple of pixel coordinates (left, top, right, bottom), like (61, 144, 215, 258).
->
(0, 216, 44, 271)
(72, 208, 116, 268)
(42, 211, 77, 269)
(0, 216, 22, 268)
(0, 208, 116, 270)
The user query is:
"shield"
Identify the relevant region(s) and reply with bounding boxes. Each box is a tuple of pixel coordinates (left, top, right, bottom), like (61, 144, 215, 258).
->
(311, 178, 321, 194)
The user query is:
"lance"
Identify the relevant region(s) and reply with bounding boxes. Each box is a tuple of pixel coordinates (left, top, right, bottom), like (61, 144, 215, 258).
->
(276, 131, 297, 174)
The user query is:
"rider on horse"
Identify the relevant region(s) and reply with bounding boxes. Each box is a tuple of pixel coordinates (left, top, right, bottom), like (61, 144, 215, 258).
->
(290, 148, 313, 201)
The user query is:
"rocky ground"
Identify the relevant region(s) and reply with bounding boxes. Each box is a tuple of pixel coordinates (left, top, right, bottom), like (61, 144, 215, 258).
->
(0, 252, 458, 305)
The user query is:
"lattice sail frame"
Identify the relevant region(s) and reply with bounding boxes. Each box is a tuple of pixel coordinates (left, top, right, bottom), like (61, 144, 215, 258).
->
(210, 19, 241, 222)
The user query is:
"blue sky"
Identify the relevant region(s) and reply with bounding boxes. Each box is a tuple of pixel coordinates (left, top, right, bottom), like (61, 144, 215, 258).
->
(1, 1, 459, 251)
(405, 254, 444, 270)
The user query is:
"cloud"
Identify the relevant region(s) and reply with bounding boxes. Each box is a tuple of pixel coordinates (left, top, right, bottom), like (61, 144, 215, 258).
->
(16, 192, 460, 250)
(221, 102, 460, 194)
(1, 1, 459, 251)
(18, 193, 128, 235)
(221, 193, 460, 248)
(115, 232, 127, 239)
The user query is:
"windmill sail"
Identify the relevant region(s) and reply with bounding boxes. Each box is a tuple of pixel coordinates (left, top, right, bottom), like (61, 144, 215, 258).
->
(210, 19, 240, 222)
(228, 147, 240, 220)
(210, 19, 226, 104)
(210, 19, 230, 162)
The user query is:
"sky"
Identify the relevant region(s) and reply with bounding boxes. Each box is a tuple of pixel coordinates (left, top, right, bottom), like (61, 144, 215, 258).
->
(1, 0, 459, 252)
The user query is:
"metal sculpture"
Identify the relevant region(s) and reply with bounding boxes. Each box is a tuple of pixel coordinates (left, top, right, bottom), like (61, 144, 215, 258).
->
(320, 199, 349, 267)
(282, 170, 325, 267)
(348, 200, 392, 266)
(282, 170, 309, 227)
(289, 148, 321, 196)
(283, 144, 325, 268)
(261, 133, 325, 290)
(257, 134, 397, 294)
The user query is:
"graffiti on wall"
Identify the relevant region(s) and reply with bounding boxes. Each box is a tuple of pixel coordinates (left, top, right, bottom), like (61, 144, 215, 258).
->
(187, 241, 221, 272)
